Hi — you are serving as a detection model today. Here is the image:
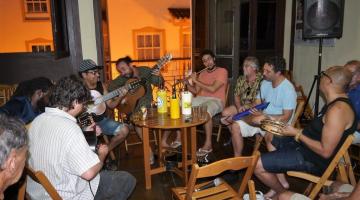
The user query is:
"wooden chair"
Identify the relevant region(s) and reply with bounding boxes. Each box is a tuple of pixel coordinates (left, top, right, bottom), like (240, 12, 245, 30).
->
(123, 123, 158, 153)
(213, 83, 231, 142)
(18, 166, 62, 200)
(172, 151, 260, 200)
(0, 84, 17, 106)
(287, 134, 356, 200)
(252, 99, 305, 154)
(295, 85, 314, 122)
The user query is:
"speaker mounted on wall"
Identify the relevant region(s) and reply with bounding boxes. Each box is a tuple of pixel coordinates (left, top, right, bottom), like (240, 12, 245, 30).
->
(303, 0, 344, 39)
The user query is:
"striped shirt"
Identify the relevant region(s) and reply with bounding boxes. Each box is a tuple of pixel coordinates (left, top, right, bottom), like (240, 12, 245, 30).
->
(27, 107, 100, 200)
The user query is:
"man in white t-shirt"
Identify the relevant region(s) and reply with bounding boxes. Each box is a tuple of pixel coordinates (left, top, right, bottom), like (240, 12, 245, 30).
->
(27, 75, 135, 200)
(229, 56, 296, 197)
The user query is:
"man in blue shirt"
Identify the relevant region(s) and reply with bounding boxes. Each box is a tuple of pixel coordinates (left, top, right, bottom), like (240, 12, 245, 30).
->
(229, 56, 297, 194)
(0, 77, 53, 124)
(345, 60, 360, 143)
(230, 56, 297, 157)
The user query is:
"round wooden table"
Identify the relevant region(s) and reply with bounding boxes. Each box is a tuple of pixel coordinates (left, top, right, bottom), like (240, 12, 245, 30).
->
(133, 109, 208, 189)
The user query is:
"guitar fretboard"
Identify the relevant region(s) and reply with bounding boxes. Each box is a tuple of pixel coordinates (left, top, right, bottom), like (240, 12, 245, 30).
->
(94, 85, 129, 105)
(94, 54, 171, 105)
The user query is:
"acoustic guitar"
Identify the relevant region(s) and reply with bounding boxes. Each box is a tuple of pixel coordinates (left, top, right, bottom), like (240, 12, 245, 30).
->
(77, 112, 99, 152)
(86, 79, 146, 116)
(117, 53, 172, 114)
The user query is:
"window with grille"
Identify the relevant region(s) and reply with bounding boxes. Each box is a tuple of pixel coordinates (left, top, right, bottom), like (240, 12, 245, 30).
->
(23, 0, 50, 20)
(26, 38, 53, 53)
(31, 45, 51, 52)
(133, 27, 165, 60)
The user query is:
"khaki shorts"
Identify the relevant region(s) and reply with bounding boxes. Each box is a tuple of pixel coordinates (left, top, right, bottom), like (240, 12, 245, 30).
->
(192, 96, 223, 117)
(290, 193, 310, 200)
(235, 120, 265, 137)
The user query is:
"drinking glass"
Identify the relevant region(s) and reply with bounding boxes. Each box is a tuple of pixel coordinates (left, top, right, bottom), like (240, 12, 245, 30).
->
(200, 105, 208, 120)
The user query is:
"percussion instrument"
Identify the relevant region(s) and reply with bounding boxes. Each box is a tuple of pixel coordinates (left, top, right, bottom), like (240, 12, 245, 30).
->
(260, 118, 286, 136)
(232, 102, 270, 120)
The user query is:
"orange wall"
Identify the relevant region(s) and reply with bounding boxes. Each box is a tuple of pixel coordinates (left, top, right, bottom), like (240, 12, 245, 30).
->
(0, 0, 52, 53)
(107, 0, 191, 78)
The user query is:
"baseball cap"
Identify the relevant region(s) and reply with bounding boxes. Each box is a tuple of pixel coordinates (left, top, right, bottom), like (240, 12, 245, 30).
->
(79, 59, 103, 72)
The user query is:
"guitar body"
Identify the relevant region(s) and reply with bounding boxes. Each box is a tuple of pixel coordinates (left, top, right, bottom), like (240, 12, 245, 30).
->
(77, 112, 98, 153)
(117, 78, 146, 114)
(87, 90, 107, 116)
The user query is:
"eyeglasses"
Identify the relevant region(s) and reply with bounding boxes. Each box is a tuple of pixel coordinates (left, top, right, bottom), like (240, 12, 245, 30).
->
(320, 71, 332, 83)
(86, 70, 100, 75)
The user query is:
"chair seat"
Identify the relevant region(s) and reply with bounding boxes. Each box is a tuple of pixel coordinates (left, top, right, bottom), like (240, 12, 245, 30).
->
(172, 179, 240, 200)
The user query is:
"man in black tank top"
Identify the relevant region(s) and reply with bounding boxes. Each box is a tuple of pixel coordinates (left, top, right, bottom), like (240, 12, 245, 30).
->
(254, 66, 357, 199)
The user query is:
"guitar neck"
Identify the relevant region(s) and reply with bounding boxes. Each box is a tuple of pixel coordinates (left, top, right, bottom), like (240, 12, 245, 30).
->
(95, 85, 127, 105)
(143, 63, 161, 80)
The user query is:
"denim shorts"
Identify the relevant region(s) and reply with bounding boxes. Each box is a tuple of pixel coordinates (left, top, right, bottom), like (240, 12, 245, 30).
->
(261, 136, 322, 176)
(97, 117, 125, 136)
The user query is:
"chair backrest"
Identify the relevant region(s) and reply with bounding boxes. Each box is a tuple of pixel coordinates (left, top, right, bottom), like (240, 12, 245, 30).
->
(23, 166, 62, 200)
(0, 84, 17, 106)
(185, 151, 260, 198)
(295, 85, 314, 120)
(288, 134, 355, 199)
(224, 83, 230, 106)
(291, 99, 305, 127)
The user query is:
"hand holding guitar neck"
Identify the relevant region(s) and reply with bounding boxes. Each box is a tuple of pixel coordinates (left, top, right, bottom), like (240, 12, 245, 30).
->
(232, 102, 270, 121)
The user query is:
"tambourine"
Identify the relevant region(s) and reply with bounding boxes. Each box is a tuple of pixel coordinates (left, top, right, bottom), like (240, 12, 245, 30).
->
(260, 119, 286, 136)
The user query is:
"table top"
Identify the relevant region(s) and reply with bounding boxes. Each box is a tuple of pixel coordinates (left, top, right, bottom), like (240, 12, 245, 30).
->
(132, 109, 209, 129)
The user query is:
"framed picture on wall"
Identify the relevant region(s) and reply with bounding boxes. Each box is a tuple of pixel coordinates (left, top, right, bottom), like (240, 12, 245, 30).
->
(294, 0, 335, 47)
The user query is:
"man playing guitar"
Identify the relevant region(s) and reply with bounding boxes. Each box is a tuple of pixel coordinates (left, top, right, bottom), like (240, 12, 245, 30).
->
(78, 59, 130, 158)
(108, 56, 164, 164)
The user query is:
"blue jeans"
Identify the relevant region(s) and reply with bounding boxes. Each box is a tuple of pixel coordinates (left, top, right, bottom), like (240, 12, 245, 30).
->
(97, 117, 125, 136)
(95, 170, 136, 200)
(261, 136, 322, 176)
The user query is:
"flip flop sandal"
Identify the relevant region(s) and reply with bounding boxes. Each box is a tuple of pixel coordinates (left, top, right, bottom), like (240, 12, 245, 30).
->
(196, 148, 213, 157)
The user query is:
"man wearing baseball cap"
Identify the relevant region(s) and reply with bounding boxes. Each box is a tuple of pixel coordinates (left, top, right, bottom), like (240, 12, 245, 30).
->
(79, 59, 129, 170)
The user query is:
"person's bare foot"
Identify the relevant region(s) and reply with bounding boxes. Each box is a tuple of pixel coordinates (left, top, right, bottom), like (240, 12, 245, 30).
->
(264, 189, 277, 199)
(161, 142, 170, 148)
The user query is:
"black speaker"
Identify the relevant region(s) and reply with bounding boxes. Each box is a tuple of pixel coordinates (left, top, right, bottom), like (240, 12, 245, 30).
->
(303, 0, 344, 39)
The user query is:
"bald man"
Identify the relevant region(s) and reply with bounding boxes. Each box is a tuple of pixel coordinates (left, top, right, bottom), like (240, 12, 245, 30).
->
(254, 66, 358, 199)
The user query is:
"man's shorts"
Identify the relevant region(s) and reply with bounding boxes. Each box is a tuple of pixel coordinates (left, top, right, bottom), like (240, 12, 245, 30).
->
(235, 120, 265, 137)
(192, 96, 223, 117)
(97, 117, 126, 136)
(261, 136, 322, 176)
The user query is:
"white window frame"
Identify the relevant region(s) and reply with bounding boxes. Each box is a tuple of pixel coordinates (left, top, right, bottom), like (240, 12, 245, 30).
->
(26, 38, 53, 52)
(133, 27, 165, 60)
(23, 0, 50, 20)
